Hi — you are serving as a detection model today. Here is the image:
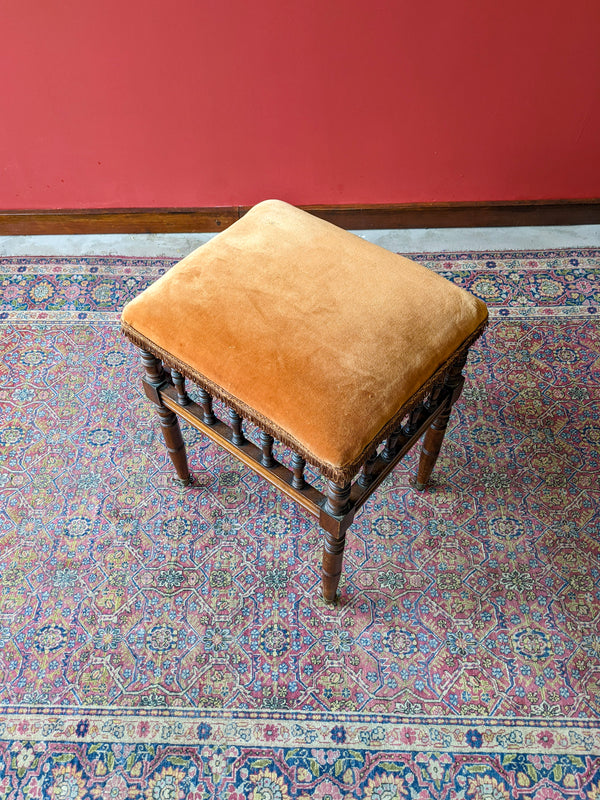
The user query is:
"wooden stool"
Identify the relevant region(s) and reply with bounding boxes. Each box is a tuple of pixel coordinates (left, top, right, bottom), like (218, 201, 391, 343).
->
(121, 200, 488, 603)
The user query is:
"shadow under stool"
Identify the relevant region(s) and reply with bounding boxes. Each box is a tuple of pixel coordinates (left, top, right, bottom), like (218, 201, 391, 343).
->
(121, 200, 488, 603)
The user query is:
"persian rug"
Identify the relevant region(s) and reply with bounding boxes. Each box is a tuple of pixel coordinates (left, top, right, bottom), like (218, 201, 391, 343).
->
(0, 248, 599, 798)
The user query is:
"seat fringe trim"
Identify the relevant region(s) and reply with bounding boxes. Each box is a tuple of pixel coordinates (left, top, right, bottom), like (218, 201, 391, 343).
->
(121, 315, 488, 485)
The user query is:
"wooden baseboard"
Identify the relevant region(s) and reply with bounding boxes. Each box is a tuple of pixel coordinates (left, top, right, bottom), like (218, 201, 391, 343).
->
(0, 208, 239, 236)
(1, 199, 599, 235)
(306, 199, 600, 231)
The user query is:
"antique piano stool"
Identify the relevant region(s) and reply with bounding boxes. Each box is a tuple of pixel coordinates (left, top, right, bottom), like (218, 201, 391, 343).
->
(121, 200, 488, 603)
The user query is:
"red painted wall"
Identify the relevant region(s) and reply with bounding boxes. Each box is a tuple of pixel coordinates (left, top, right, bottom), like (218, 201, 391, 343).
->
(2, 0, 599, 209)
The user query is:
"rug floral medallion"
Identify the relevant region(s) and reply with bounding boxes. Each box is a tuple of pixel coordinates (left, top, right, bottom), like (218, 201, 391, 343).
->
(0, 249, 599, 798)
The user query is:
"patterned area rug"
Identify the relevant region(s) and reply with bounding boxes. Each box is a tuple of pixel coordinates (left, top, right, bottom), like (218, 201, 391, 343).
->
(0, 249, 599, 798)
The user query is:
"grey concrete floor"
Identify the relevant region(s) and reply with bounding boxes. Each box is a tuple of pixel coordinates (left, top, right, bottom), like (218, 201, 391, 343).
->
(0, 225, 599, 257)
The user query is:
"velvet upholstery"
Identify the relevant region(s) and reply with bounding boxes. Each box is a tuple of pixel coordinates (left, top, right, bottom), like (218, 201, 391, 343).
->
(121, 200, 488, 479)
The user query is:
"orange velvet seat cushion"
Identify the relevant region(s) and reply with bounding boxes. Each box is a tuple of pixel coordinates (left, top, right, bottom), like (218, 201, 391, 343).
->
(121, 200, 488, 481)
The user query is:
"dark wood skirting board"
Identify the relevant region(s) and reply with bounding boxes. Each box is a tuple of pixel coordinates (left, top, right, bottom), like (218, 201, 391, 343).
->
(306, 199, 600, 231)
(0, 208, 239, 236)
(1, 199, 599, 235)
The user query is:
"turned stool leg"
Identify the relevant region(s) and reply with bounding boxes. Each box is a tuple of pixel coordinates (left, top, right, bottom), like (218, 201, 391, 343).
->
(321, 481, 353, 603)
(140, 350, 191, 486)
(156, 406, 192, 486)
(414, 352, 467, 490)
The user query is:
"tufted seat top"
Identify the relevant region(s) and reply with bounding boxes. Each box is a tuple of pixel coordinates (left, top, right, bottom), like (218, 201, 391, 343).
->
(121, 200, 488, 482)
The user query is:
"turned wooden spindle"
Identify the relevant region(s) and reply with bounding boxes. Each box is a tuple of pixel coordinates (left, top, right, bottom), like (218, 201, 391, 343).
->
(380, 435, 395, 462)
(403, 405, 424, 436)
(140, 349, 166, 385)
(198, 388, 217, 426)
(424, 383, 442, 411)
(228, 408, 246, 446)
(155, 405, 192, 486)
(321, 480, 353, 603)
(290, 452, 306, 489)
(381, 417, 408, 461)
(140, 350, 191, 486)
(414, 354, 467, 490)
(260, 431, 276, 467)
(358, 449, 379, 488)
(171, 369, 191, 405)
(323, 480, 352, 517)
(321, 528, 347, 604)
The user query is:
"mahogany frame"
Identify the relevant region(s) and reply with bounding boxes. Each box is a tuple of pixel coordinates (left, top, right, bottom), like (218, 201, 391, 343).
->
(138, 346, 469, 604)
